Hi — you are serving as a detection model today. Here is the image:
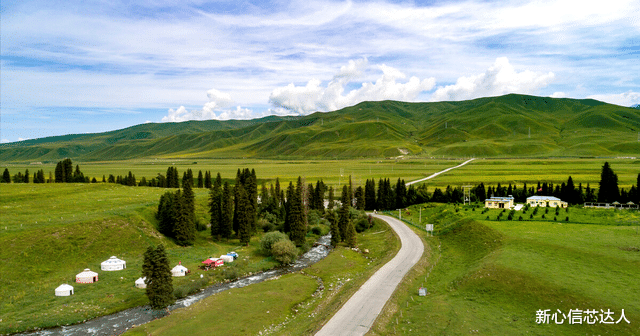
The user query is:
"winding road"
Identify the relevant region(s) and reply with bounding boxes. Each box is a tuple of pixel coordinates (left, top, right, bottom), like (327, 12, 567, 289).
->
(316, 158, 475, 336)
(315, 214, 423, 336)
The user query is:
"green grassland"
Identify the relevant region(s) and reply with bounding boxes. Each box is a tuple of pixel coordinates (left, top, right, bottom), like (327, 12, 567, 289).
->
(371, 204, 640, 335)
(0, 183, 329, 334)
(2, 157, 638, 194)
(2, 94, 639, 162)
(125, 217, 400, 336)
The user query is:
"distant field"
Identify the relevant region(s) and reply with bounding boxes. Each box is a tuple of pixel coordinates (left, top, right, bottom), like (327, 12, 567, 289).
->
(371, 204, 640, 335)
(2, 157, 638, 192)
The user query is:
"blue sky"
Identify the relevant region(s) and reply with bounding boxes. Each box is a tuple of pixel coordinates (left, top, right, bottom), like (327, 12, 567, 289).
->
(2, 0, 639, 143)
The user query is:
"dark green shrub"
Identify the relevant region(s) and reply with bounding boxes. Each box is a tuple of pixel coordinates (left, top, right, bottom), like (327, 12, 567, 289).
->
(355, 218, 369, 233)
(310, 226, 322, 235)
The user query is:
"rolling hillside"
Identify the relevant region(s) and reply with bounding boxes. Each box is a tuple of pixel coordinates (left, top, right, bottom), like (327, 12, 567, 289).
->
(2, 94, 639, 162)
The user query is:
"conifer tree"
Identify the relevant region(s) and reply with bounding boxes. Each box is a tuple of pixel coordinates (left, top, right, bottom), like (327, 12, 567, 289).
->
(209, 173, 223, 239)
(197, 170, 204, 188)
(236, 184, 251, 246)
(204, 171, 212, 189)
(289, 178, 306, 246)
(55, 161, 64, 182)
(173, 189, 195, 246)
(1, 168, 10, 183)
(157, 191, 176, 237)
(284, 182, 295, 233)
(345, 217, 357, 248)
(63, 159, 73, 182)
(355, 186, 365, 210)
(24, 169, 29, 183)
(338, 185, 350, 242)
(246, 169, 258, 232)
(314, 180, 325, 213)
(365, 179, 376, 210)
(142, 244, 174, 310)
(221, 181, 234, 240)
(598, 162, 620, 203)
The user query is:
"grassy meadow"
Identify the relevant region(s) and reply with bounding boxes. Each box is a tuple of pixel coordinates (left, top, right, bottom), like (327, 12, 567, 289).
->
(0, 183, 327, 334)
(371, 204, 640, 335)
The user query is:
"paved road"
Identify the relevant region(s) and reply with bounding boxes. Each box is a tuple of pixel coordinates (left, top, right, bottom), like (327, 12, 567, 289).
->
(406, 158, 476, 185)
(315, 214, 424, 336)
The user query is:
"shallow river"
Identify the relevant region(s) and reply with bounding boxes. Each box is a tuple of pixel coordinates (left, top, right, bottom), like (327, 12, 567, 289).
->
(20, 235, 332, 336)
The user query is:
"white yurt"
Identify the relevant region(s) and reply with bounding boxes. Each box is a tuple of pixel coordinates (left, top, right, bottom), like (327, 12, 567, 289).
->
(101, 256, 127, 271)
(220, 254, 234, 263)
(76, 269, 99, 283)
(55, 284, 74, 296)
(135, 277, 147, 289)
(171, 262, 188, 277)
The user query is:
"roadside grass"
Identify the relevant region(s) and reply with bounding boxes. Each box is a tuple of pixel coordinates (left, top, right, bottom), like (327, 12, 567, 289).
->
(123, 217, 400, 336)
(370, 206, 640, 335)
(124, 273, 318, 336)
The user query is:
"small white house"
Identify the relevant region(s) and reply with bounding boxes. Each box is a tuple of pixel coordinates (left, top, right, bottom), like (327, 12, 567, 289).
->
(76, 268, 99, 283)
(171, 262, 188, 277)
(55, 284, 74, 296)
(135, 277, 147, 289)
(484, 196, 515, 209)
(526, 196, 568, 208)
(101, 256, 127, 271)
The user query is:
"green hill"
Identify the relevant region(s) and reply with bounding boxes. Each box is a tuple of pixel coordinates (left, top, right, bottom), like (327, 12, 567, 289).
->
(2, 94, 639, 162)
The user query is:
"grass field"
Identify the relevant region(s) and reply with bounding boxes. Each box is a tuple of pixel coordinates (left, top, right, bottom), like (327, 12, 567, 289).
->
(0, 183, 325, 334)
(124, 217, 400, 335)
(371, 204, 640, 335)
(2, 157, 638, 193)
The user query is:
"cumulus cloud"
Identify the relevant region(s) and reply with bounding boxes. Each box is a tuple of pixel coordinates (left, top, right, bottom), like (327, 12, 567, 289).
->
(587, 90, 640, 107)
(551, 92, 567, 98)
(1, 139, 9, 143)
(430, 57, 555, 102)
(162, 88, 253, 122)
(269, 58, 436, 114)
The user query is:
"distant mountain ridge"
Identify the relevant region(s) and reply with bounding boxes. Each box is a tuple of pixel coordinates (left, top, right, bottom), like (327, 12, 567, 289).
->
(2, 94, 639, 162)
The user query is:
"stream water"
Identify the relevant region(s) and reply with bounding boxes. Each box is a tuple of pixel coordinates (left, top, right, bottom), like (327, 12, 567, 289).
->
(20, 235, 332, 336)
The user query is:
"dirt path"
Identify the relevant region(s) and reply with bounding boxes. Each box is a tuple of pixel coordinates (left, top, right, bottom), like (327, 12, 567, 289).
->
(314, 214, 423, 336)
(406, 158, 476, 185)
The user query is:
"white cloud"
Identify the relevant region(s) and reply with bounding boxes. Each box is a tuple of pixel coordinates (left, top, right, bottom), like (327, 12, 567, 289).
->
(551, 92, 567, 98)
(430, 57, 555, 102)
(162, 88, 254, 122)
(587, 91, 640, 107)
(1, 139, 10, 143)
(269, 59, 436, 114)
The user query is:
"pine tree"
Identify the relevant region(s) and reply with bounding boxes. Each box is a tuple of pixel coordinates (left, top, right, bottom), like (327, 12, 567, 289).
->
(204, 171, 212, 189)
(209, 173, 223, 240)
(314, 180, 325, 213)
(236, 184, 251, 246)
(355, 186, 365, 210)
(364, 179, 376, 210)
(327, 210, 340, 246)
(197, 170, 204, 188)
(63, 159, 73, 182)
(284, 182, 295, 234)
(246, 169, 258, 233)
(2, 168, 10, 183)
(338, 185, 350, 242)
(142, 244, 175, 310)
(24, 169, 29, 183)
(173, 189, 195, 246)
(55, 161, 64, 182)
(157, 191, 175, 236)
(598, 162, 620, 203)
(221, 181, 234, 240)
(345, 217, 357, 248)
(289, 178, 307, 246)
